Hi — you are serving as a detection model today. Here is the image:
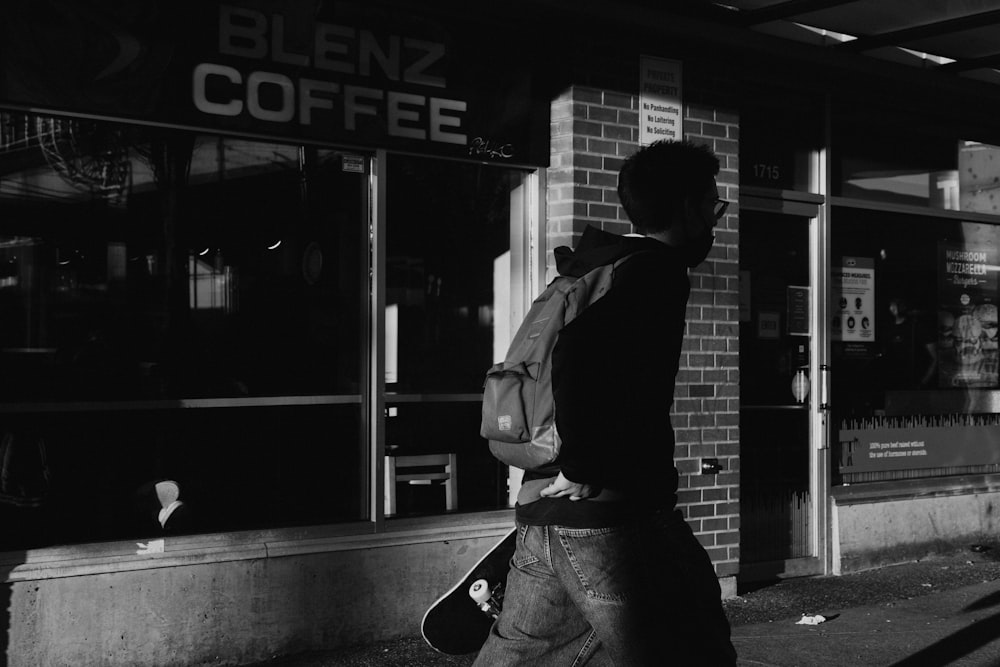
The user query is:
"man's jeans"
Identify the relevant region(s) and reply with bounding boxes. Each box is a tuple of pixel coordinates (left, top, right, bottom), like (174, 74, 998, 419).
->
(473, 510, 736, 666)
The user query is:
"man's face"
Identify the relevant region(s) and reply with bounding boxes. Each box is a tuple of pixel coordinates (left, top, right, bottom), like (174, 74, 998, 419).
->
(683, 181, 720, 243)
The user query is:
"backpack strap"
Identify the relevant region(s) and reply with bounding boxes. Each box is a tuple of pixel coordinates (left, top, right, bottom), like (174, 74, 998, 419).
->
(564, 250, 647, 325)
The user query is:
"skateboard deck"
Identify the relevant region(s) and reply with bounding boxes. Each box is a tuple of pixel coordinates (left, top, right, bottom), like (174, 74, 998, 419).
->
(421, 527, 517, 655)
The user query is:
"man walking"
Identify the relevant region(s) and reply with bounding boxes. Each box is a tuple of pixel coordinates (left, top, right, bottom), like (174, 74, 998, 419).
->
(474, 140, 737, 665)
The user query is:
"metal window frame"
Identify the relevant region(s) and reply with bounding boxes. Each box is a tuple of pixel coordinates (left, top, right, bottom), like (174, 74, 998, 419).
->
(367, 154, 544, 527)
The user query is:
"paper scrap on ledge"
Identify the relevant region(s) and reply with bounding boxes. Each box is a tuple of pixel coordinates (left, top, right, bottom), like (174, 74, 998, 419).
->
(136, 539, 165, 555)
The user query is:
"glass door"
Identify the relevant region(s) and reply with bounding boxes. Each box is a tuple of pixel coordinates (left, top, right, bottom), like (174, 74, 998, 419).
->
(739, 196, 827, 577)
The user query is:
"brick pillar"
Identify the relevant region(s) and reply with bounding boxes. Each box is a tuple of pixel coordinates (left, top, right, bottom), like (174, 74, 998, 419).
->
(546, 86, 636, 282)
(546, 86, 740, 585)
(678, 103, 740, 584)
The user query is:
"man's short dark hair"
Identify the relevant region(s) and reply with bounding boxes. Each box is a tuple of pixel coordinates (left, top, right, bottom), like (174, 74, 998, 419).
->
(617, 140, 720, 234)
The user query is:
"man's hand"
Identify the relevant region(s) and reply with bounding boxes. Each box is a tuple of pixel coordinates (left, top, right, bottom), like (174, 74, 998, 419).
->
(539, 472, 597, 501)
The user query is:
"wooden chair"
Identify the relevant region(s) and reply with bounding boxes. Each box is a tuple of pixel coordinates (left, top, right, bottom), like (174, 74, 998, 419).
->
(384, 453, 458, 516)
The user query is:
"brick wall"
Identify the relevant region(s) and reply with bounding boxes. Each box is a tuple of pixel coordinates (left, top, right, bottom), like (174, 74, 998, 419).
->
(547, 85, 740, 579)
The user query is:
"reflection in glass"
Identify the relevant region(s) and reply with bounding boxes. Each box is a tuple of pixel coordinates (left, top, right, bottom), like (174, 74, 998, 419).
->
(0, 119, 364, 399)
(386, 155, 521, 394)
(833, 115, 1000, 214)
(0, 112, 367, 548)
(384, 154, 528, 517)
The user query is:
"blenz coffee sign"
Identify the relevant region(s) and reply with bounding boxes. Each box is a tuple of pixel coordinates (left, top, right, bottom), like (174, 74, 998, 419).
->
(0, 0, 548, 166)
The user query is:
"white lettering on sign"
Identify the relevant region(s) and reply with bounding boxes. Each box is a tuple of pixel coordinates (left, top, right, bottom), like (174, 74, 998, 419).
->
(218, 6, 445, 85)
(314, 23, 354, 74)
(947, 262, 988, 276)
(344, 85, 382, 130)
(867, 440, 928, 460)
(946, 250, 989, 263)
(387, 92, 426, 140)
(272, 15, 310, 67)
(198, 5, 463, 144)
(246, 71, 295, 122)
(219, 6, 268, 59)
(430, 98, 466, 145)
(299, 78, 339, 124)
(193, 63, 243, 116)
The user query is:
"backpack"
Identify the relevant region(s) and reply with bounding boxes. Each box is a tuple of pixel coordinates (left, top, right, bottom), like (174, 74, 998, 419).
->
(480, 252, 640, 472)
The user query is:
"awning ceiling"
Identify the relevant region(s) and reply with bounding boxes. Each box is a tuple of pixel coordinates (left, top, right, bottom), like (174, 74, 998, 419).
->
(713, 0, 1000, 86)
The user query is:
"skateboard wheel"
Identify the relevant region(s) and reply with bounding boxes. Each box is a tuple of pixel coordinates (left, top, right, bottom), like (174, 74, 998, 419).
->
(469, 579, 491, 604)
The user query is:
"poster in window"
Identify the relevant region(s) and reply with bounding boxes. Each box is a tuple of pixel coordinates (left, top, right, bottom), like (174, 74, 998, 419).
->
(831, 257, 875, 343)
(938, 242, 999, 387)
(786, 285, 810, 336)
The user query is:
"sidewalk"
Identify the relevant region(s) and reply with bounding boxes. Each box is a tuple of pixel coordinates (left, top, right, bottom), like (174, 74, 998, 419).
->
(731, 577, 1000, 666)
(252, 541, 1000, 666)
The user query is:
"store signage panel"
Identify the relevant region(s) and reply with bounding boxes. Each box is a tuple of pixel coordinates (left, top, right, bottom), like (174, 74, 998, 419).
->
(0, 1, 549, 166)
(937, 242, 999, 388)
(839, 420, 1000, 473)
(639, 56, 683, 145)
(831, 257, 874, 342)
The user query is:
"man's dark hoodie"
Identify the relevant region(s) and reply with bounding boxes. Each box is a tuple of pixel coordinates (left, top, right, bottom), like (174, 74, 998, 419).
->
(516, 225, 690, 529)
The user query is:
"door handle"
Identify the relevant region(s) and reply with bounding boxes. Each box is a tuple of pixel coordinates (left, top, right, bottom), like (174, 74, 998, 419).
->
(819, 364, 831, 411)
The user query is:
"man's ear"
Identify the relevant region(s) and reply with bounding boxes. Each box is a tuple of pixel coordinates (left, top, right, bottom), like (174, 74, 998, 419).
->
(666, 198, 688, 222)
(678, 198, 698, 234)
(681, 198, 696, 218)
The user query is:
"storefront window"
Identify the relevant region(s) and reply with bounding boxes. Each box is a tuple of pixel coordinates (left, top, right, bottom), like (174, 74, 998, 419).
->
(0, 112, 367, 549)
(383, 155, 528, 517)
(831, 207, 1000, 483)
(834, 113, 1000, 215)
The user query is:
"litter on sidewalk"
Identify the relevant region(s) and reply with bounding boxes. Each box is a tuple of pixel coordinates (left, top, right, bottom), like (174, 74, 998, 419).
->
(795, 614, 827, 625)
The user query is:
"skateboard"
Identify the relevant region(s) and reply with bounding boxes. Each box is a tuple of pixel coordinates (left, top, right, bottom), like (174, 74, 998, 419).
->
(421, 527, 517, 655)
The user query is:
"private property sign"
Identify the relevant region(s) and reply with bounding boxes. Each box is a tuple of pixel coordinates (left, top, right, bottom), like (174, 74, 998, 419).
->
(639, 56, 682, 145)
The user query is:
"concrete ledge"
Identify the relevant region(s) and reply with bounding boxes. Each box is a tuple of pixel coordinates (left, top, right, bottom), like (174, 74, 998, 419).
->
(833, 474, 1000, 506)
(1, 513, 515, 583)
(7, 525, 520, 666)
(832, 484, 1000, 574)
(4, 513, 737, 666)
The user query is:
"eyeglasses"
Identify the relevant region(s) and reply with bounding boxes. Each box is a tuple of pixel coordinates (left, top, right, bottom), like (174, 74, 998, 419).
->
(713, 198, 730, 220)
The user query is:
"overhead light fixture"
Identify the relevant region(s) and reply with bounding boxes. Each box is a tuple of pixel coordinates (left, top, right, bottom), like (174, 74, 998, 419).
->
(795, 22, 856, 44)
